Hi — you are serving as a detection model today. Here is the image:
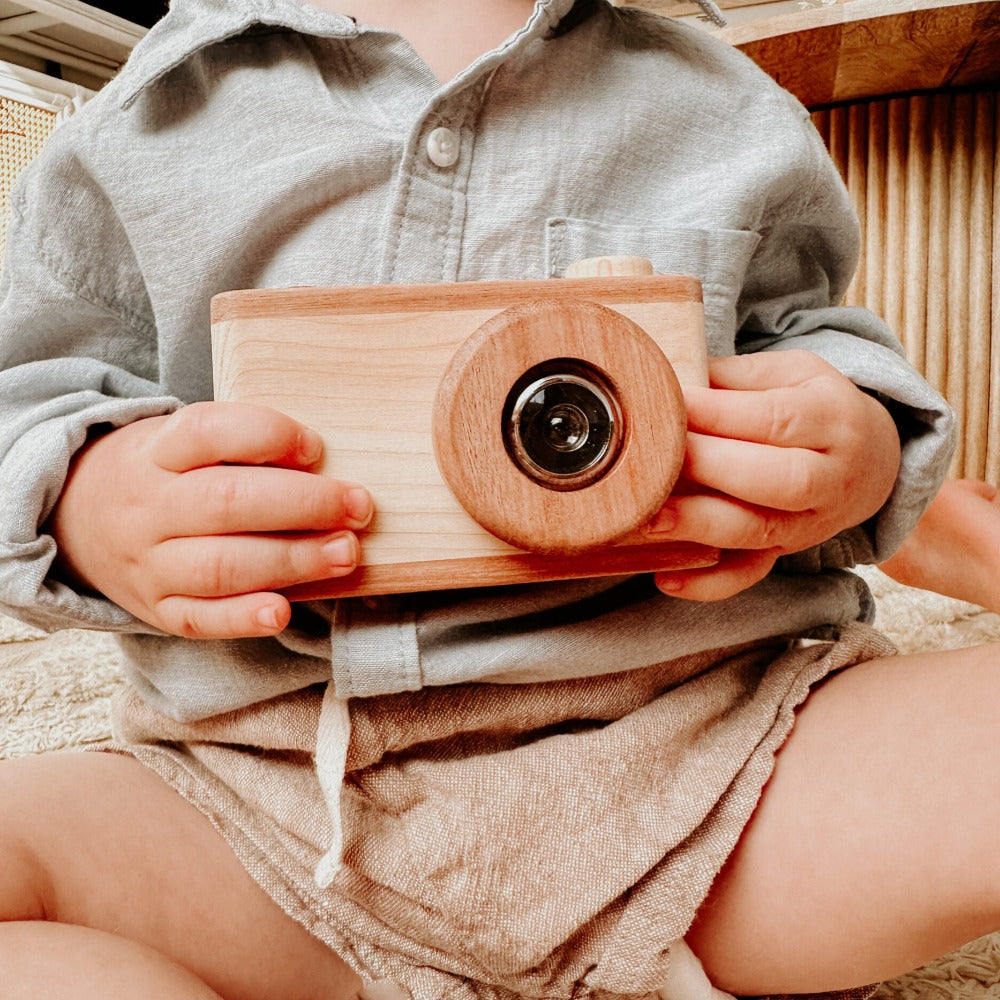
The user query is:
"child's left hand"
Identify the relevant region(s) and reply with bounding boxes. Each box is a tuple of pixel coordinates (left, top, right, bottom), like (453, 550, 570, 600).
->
(647, 350, 901, 602)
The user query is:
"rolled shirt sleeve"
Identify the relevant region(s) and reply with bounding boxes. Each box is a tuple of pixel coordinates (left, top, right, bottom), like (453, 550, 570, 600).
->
(0, 139, 182, 632)
(733, 107, 955, 568)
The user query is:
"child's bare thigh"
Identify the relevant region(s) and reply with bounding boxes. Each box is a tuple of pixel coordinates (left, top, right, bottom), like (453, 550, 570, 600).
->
(0, 751, 361, 1000)
(688, 641, 1000, 997)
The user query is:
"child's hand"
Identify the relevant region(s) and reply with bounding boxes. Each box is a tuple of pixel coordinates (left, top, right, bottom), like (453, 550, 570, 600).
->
(49, 402, 373, 638)
(647, 351, 901, 602)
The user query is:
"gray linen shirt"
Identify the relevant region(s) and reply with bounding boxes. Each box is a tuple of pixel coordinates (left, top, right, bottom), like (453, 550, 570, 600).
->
(0, 0, 954, 721)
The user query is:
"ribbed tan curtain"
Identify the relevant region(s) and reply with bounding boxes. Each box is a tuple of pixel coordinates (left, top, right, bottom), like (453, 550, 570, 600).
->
(812, 90, 999, 480)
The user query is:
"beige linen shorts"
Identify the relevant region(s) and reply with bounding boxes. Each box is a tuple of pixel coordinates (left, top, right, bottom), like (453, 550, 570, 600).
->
(105, 621, 893, 1000)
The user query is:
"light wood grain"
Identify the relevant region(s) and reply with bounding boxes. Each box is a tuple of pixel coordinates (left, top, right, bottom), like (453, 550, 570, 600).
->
(212, 274, 716, 597)
(433, 297, 686, 554)
(281, 541, 716, 601)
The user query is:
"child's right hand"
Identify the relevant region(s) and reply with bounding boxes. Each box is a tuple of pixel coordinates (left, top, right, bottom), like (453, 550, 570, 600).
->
(48, 402, 373, 639)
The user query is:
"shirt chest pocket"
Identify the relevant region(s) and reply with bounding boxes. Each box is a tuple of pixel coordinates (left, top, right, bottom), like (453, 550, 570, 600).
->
(546, 218, 761, 353)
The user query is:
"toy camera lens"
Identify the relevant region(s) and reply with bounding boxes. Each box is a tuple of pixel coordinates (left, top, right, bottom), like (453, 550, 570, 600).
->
(504, 360, 623, 490)
(540, 402, 590, 453)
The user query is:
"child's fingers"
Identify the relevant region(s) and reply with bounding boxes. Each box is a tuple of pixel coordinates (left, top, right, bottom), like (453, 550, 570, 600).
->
(153, 592, 294, 640)
(682, 378, 848, 450)
(162, 466, 373, 537)
(151, 530, 361, 600)
(646, 493, 803, 552)
(704, 349, 834, 391)
(654, 548, 779, 603)
(683, 432, 831, 513)
(152, 402, 324, 472)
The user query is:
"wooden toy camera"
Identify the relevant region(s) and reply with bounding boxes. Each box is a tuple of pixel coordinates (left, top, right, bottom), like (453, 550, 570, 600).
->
(211, 256, 718, 599)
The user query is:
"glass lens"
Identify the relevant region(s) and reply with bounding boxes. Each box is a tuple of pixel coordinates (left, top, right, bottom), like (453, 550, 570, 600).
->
(504, 360, 622, 490)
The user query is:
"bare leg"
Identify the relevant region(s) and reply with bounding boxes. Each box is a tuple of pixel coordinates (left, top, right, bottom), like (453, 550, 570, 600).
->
(2, 923, 226, 1000)
(880, 478, 1000, 612)
(0, 752, 363, 1000)
(686, 642, 1000, 996)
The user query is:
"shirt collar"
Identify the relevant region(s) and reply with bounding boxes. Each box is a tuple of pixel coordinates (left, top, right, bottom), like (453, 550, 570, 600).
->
(115, 0, 584, 110)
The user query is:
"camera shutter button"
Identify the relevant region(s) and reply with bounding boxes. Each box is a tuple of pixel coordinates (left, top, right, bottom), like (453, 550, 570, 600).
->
(426, 127, 460, 168)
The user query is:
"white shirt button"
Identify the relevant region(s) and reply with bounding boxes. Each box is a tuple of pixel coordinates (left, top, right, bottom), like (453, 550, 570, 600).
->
(426, 126, 460, 168)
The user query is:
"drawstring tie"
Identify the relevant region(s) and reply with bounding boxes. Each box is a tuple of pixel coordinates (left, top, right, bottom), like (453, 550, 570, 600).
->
(659, 940, 737, 1000)
(314, 681, 352, 887)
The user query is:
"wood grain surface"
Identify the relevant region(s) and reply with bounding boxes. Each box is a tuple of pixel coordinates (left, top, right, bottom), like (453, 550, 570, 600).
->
(433, 297, 687, 554)
(725, 0, 1000, 108)
(212, 274, 717, 597)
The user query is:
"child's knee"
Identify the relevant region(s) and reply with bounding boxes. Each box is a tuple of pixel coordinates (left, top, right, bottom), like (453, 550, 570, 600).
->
(0, 752, 156, 923)
(0, 758, 58, 921)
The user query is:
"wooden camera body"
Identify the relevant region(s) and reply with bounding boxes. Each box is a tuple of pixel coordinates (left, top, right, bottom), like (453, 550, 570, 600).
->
(211, 257, 718, 599)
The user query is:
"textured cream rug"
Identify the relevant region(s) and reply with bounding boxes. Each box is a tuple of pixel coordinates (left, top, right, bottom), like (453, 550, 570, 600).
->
(1, 569, 999, 995)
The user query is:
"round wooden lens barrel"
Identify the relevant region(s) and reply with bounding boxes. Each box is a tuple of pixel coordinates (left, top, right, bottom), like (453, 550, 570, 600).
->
(432, 296, 687, 555)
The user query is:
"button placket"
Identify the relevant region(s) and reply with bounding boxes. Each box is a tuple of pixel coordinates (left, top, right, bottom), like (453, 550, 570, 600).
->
(380, 81, 487, 284)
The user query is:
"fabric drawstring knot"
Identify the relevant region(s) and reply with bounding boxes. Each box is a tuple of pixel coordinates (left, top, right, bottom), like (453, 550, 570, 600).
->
(658, 940, 737, 1000)
(314, 681, 353, 888)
